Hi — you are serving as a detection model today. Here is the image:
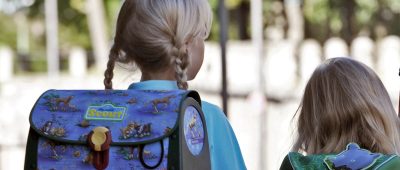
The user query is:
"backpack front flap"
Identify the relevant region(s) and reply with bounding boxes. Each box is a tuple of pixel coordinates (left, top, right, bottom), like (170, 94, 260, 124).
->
(26, 89, 201, 170)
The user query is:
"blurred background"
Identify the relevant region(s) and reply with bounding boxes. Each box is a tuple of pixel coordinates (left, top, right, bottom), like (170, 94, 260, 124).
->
(0, 0, 399, 169)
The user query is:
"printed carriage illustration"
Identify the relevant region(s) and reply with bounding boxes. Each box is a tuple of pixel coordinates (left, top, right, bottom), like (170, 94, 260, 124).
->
(120, 121, 152, 139)
(25, 90, 211, 170)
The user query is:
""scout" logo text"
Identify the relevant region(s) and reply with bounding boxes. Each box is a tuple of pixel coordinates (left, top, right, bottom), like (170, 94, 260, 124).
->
(85, 104, 127, 121)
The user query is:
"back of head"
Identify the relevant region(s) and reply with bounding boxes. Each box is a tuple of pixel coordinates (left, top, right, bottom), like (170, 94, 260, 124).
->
(104, 0, 212, 89)
(293, 57, 400, 154)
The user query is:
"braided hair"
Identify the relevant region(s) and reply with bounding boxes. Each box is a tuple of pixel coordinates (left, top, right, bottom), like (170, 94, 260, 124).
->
(103, 0, 212, 90)
(103, 0, 133, 89)
(171, 42, 189, 89)
(103, 45, 119, 89)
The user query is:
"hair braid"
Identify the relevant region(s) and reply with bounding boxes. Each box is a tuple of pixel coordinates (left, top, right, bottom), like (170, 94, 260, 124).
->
(106, 0, 212, 90)
(104, 45, 120, 89)
(172, 43, 189, 90)
(102, 0, 134, 89)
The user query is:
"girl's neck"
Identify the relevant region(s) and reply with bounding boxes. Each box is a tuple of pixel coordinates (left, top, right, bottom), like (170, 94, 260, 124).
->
(140, 69, 176, 82)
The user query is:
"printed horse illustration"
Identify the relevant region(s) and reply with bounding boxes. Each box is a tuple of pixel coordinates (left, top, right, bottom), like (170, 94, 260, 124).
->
(151, 95, 175, 113)
(188, 114, 200, 138)
(49, 95, 77, 111)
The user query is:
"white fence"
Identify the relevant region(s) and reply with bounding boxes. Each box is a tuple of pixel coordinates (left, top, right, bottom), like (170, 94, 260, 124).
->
(196, 36, 399, 101)
(2, 36, 399, 99)
(0, 46, 13, 83)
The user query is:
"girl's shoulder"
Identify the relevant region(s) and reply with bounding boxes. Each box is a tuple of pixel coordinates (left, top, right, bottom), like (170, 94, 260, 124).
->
(200, 101, 227, 119)
(280, 152, 331, 170)
(280, 143, 400, 170)
(199, 100, 232, 128)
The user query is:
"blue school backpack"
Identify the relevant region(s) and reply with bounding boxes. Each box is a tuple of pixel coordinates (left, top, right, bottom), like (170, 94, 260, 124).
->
(24, 90, 211, 170)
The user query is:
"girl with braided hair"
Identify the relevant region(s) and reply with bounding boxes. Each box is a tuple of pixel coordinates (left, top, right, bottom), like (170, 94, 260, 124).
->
(104, 0, 245, 169)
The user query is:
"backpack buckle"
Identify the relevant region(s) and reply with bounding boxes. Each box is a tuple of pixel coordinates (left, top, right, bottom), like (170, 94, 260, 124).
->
(88, 126, 112, 170)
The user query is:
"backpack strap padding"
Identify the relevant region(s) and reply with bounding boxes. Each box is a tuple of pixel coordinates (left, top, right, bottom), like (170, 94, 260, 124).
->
(24, 128, 39, 170)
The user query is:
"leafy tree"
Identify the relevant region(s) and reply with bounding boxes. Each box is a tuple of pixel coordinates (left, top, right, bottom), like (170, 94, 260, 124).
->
(303, 0, 400, 44)
(0, 13, 17, 48)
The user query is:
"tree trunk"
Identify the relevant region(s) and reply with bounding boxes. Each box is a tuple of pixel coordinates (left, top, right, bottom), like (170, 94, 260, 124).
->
(45, 0, 59, 77)
(236, 1, 250, 40)
(284, 0, 304, 42)
(339, 0, 356, 45)
(86, 0, 108, 71)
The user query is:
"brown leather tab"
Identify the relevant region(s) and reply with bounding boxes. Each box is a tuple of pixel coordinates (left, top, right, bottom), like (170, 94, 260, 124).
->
(87, 127, 112, 170)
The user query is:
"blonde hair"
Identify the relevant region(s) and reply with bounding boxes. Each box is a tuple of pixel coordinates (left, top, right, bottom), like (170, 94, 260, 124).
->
(104, 0, 212, 89)
(293, 57, 400, 154)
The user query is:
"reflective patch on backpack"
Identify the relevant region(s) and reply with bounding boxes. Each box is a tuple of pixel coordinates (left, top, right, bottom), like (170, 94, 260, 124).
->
(183, 106, 205, 156)
(324, 143, 381, 170)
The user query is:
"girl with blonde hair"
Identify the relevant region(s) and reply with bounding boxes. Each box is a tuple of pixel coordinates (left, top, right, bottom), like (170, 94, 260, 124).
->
(280, 57, 400, 169)
(104, 0, 246, 169)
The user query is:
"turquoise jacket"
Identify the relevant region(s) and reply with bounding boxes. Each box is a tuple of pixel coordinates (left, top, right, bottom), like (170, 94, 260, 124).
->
(128, 80, 246, 170)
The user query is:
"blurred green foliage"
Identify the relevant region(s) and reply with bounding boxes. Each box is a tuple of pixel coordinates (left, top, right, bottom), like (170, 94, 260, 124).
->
(27, 0, 91, 49)
(303, 0, 400, 43)
(2, 0, 400, 72)
(0, 12, 17, 47)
